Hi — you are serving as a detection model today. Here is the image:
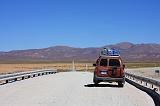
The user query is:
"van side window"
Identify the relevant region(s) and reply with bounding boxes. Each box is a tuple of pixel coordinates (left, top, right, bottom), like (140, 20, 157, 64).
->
(100, 59, 108, 66)
(109, 59, 120, 67)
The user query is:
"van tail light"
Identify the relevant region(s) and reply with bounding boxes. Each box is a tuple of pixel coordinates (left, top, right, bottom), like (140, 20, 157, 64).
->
(120, 68, 124, 77)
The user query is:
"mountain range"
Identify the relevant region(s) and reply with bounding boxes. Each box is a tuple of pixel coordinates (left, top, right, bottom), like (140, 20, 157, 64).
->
(0, 42, 160, 63)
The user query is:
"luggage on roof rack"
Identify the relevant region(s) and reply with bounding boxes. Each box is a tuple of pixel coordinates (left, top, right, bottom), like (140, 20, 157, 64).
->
(100, 48, 120, 56)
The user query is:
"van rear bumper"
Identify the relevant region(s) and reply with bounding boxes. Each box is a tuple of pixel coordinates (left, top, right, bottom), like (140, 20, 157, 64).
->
(94, 75, 125, 82)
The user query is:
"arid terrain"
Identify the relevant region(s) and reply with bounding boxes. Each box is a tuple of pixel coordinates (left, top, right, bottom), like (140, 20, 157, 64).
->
(126, 67, 160, 81)
(0, 63, 94, 74)
(0, 62, 160, 80)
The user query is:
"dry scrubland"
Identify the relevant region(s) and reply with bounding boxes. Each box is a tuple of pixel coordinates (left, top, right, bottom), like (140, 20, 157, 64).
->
(0, 63, 94, 74)
(125, 62, 160, 68)
(0, 62, 160, 78)
(126, 63, 160, 80)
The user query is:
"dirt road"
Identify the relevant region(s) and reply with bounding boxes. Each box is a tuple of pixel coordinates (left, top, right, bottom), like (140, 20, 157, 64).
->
(0, 72, 154, 106)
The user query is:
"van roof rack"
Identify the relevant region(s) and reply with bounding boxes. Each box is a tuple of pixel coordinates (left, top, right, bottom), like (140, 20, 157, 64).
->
(100, 48, 120, 57)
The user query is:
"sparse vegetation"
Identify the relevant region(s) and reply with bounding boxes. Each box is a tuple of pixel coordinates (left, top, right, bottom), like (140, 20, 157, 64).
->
(0, 62, 160, 74)
(125, 62, 160, 68)
(0, 62, 94, 74)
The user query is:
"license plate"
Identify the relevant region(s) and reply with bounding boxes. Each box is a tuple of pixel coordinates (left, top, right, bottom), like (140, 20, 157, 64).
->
(101, 71, 107, 75)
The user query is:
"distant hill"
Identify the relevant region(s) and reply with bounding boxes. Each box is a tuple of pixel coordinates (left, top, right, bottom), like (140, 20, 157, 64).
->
(0, 42, 160, 63)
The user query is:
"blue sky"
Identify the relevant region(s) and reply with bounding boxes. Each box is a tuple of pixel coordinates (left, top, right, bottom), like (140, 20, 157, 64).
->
(0, 0, 160, 51)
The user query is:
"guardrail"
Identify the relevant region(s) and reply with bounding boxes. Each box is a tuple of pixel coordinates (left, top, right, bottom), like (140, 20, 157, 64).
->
(125, 72, 160, 94)
(125, 72, 160, 106)
(0, 69, 57, 85)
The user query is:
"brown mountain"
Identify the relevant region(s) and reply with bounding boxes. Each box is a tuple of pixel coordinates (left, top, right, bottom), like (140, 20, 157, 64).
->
(0, 42, 160, 63)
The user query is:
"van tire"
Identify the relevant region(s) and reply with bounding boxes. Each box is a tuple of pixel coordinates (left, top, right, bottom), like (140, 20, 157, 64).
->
(118, 82, 124, 87)
(93, 73, 100, 85)
(93, 79, 100, 85)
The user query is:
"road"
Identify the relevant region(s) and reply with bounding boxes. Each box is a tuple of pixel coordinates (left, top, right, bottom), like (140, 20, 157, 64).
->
(0, 72, 154, 106)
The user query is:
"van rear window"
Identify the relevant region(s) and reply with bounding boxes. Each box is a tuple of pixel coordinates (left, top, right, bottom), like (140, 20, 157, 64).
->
(100, 59, 108, 66)
(109, 59, 120, 67)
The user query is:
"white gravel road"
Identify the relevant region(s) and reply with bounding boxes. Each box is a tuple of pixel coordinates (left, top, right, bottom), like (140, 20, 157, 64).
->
(0, 72, 154, 106)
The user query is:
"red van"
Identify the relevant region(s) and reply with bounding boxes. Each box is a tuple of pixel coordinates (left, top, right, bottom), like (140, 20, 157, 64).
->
(93, 48, 125, 87)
